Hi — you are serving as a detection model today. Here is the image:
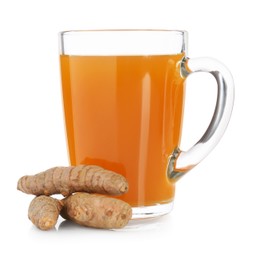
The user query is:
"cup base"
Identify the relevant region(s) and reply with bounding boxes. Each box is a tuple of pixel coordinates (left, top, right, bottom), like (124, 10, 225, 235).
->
(131, 201, 174, 220)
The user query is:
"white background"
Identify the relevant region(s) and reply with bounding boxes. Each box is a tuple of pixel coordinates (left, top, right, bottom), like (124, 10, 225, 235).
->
(0, 0, 255, 259)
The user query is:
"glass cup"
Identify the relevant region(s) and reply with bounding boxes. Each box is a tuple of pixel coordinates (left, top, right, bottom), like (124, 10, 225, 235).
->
(59, 30, 234, 219)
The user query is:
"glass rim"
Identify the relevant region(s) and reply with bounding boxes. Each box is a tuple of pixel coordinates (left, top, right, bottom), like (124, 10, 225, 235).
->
(59, 29, 187, 35)
(59, 29, 188, 56)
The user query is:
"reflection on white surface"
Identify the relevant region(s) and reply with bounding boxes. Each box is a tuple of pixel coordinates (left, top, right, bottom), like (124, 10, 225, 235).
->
(27, 214, 174, 235)
(112, 214, 172, 231)
(57, 214, 172, 232)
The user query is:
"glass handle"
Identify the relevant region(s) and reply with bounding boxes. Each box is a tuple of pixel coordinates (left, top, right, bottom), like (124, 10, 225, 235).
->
(168, 57, 235, 181)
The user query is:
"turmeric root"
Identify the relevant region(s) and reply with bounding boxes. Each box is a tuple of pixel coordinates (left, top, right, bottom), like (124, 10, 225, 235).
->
(17, 165, 128, 196)
(61, 192, 132, 229)
(28, 196, 63, 231)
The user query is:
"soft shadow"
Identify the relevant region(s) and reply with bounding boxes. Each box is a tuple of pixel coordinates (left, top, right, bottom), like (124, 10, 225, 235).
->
(57, 219, 113, 233)
(28, 224, 57, 237)
(57, 215, 173, 233)
(28, 214, 173, 234)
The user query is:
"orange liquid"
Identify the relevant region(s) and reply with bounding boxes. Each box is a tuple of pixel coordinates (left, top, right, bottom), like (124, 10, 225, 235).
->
(60, 54, 185, 206)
